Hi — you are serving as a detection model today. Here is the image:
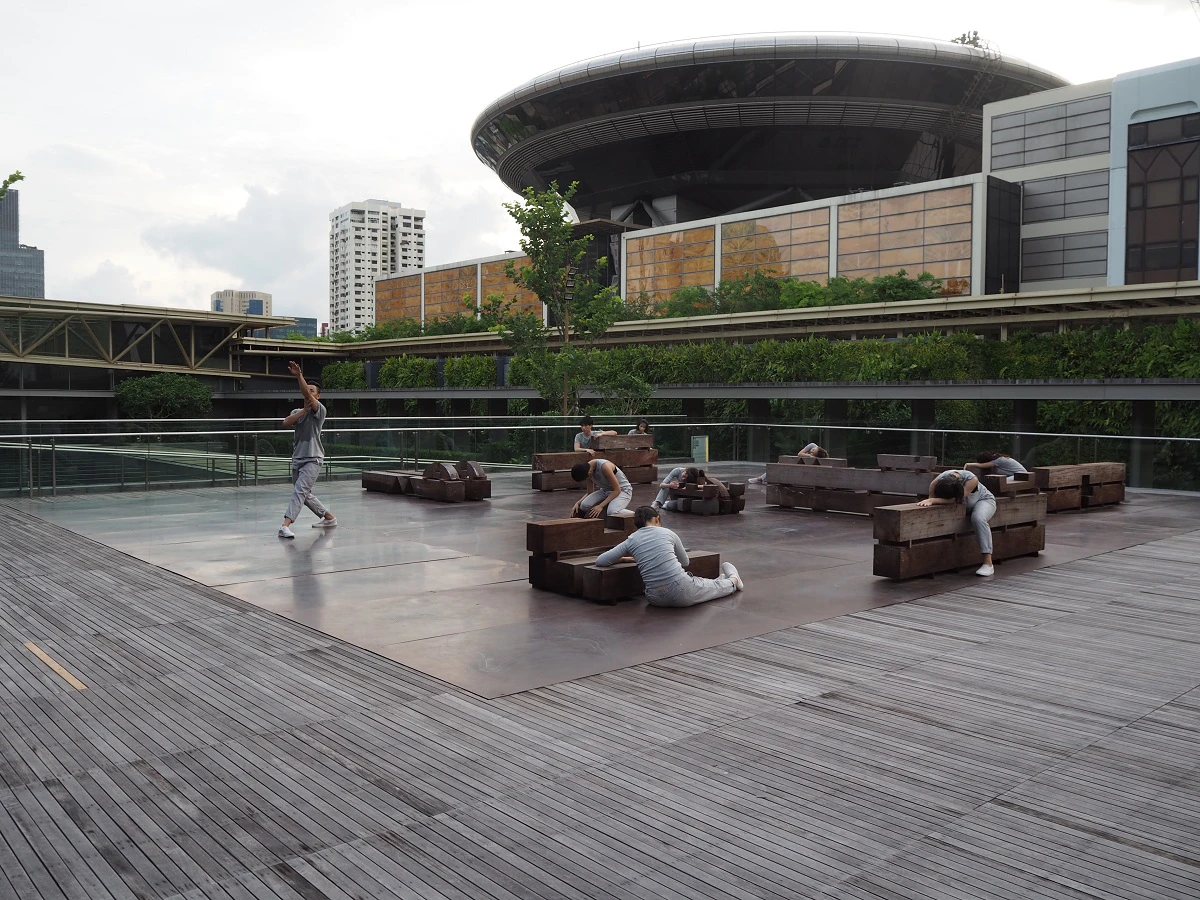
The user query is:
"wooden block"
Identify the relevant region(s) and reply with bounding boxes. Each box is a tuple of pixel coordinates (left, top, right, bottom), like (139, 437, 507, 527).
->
(979, 473, 1039, 496)
(873, 523, 1045, 579)
(532, 451, 590, 472)
(1079, 462, 1126, 484)
(362, 471, 405, 494)
(877, 454, 938, 472)
(533, 449, 660, 471)
(765, 484, 921, 516)
(594, 434, 654, 450)
(873, 494, 1047, 542)
(463, 480, 491, 500)
(605, 511, 636, 535)
(765, 463, 933, 495)
(1046, 488, 1083, 511)
(532, 470, 585, 491)
(456, 460, 486, 480)
(1033, 465, 1085, 489)
(527, 518, 607, 554)
(620, 465, 658, 484)
(409, 477, 467, 502)
(777, 455, 848, 467)
(668, 483, 719, 500)
(1083, 482, 1125, 506)
(728, 482, 746, 498)
(602, 449, 659, 468)
(423, 461, 460, 481)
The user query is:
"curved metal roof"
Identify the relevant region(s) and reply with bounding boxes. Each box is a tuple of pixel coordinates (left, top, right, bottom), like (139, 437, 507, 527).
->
(471, 32, 1068, 141)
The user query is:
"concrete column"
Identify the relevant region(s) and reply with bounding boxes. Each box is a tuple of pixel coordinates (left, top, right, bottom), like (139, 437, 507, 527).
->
(682, 398, 705, 421)
(910, 399, 936, 457)
(822, 398, 848, 460)
(1130, 399, 1155, 489)
(747, 398, 771, 462)
(1012, 399, 1038, 463)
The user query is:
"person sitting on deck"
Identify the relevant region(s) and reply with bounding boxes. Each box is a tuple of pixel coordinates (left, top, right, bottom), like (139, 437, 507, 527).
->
(570, 457, 634, 519)
(748, 442, 828, 485)
(971, 450, 1029, 481)
(918, 469, 997, 577)
(573, 416, 618, 455)
(595, 505, 744, 607)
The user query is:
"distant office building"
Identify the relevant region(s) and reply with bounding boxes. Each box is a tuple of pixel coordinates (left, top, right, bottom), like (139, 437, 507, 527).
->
(329, 200, 425, 334)
(0, 190, 45, 299)
(266, 316, 318, 339)
(320, 322, 330, 337)
(210, 289, 272, 316)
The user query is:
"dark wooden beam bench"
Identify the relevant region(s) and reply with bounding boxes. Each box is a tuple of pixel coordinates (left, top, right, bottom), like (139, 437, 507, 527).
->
(666, 482, 747, 515)
(361, 460, 490, 502)
(872, 493, 1047, 579)
(530, 435, 659, 491)
(527, 517, 720, 602)
(1032, 463, 1126, 511)
(765, 454, 934, 516)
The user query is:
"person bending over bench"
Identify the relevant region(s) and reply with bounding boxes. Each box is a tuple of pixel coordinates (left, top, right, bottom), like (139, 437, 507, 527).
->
(749, 442, 827, 484)
(571, 458, 633, 519)
(652, 466, 686, 511)
(595, 505, 744, 607)
(661, 467, 729, 511)
(919, 469, 998, 576)
(972, 451, 1028, 481)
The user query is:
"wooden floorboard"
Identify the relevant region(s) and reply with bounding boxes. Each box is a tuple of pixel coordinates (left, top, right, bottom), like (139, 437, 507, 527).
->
(3, 504, 1200, 898)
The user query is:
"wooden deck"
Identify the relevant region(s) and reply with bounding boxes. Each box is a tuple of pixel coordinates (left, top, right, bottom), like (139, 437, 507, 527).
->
(3, 504, 1200, 898)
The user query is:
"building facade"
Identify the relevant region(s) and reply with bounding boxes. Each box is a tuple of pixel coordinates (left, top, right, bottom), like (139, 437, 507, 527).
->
(0, 189, 46, 299)
(210, 289, 272, 316)
(329, 200, 425, 334)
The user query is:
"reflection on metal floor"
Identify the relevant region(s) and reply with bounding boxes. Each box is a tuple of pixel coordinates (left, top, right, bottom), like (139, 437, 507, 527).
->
(13, 469, 1200, 698)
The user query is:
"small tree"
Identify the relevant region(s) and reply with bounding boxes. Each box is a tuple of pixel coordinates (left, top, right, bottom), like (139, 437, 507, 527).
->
(115, 373, 213, 419)
(503, 180, 621, 413)
(0, 171, 23, 201)
(951, 31, 984, 47)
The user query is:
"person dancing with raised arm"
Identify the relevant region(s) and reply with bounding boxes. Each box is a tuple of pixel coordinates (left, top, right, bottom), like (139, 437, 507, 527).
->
(595, 506, 744, 607)
(278, 361, 337, 538)
(918, 468, 996, 576)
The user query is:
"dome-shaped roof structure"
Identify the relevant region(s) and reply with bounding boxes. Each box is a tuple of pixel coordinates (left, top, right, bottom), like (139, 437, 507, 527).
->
(471, 33, 1069, 222)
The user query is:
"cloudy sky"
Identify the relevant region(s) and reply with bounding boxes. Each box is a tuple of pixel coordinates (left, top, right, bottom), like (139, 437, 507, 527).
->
(5, 0, 1200, 322)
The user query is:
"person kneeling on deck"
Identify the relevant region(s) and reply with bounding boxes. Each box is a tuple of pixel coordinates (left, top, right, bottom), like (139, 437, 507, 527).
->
(749, 442, 828, 485)
(918, 469, 997, 576)
(972, 450, 1028, 481)
(661, 467, 729, 512)
(570, 458, 634, 519)
(595, 506, 744, 607)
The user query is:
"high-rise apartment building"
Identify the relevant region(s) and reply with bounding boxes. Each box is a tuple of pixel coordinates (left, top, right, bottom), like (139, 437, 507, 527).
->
(0, 190, 45, 299)
(210, 289, 272, 316)
(328, 200, 425, 333)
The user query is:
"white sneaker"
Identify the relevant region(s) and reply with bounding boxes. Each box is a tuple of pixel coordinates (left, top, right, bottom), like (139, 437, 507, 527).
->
(976, 564, 994, 576)
(748, 476, 763, 485)
(721, 562, 745, 591)
(312, 517, 338, 528)
(651, 501, 663, 511)
(278, 525, 295, 539)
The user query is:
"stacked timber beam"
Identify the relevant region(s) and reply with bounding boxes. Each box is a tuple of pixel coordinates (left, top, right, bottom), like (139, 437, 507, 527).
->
(666, 481, 747, 516)
(964, 464, 1040, 498)
(531, 434, 658, 492)
(527, 517, 719, 603)
(1032, 463, 1126, 511)
(873, 493, 1048, 579)
(362, 460, 491, 502)
(764, 454, 937, 516)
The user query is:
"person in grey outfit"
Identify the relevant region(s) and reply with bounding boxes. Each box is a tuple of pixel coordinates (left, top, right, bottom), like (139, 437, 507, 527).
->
(919, 469, 996, 576)
(279, 361, 337, 539)
(973, 451, 1028, 481)
(653, 466, 687, 509)
(595, 506, 743, 607)
(570, 458, 634, 518)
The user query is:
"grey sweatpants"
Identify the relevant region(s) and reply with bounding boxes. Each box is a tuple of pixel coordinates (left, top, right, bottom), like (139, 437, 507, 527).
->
(966, 487, 997, 554)
(286, 458, 328, 522)
(579, 484, 633, 517)
(644, 570, 738, 608)
(655, 467, 686, 505)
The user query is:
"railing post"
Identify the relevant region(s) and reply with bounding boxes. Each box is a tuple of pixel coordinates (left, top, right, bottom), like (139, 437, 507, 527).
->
(235, 433, 241, 487)
(27, 439, 33, 499)
(144, 440, 149, 491)
(253, 434, 259, 486)
(51, 439, 56, 497)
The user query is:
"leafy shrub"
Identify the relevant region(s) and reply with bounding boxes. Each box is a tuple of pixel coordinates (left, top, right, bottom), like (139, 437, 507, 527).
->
(115, 373, 212, 418)
(444, 355, 496, 388)
(378, 355, 436, 389)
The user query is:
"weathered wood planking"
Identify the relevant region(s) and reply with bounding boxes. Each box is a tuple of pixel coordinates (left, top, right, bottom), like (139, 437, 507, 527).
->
(776, 455, 849, 467)
(765, 463, 935, 494)
(876, 454, 938, 471)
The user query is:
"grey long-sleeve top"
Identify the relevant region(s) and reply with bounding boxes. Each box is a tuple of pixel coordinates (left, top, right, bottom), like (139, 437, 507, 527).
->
(595, 526, 690, 589)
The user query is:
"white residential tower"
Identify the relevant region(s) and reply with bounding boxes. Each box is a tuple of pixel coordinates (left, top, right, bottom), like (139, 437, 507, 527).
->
(328, 200, 425, 333)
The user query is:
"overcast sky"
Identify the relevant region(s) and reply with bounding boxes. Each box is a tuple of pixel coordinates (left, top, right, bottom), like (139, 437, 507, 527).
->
(5, 0, 1199, 321)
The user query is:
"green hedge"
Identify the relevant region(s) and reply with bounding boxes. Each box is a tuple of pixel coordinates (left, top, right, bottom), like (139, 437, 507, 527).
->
(379, 355, 436, 389)
(319, 361, 367, 390)
(444, 355, 496, 387)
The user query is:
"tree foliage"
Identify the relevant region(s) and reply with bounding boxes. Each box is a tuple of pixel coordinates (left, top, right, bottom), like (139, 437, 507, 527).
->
(115, 373, 212, 419)
(951, 31, 984, 47)
(378, 355, 436, 389)
(0, 171, 23, 200)
(319, 361, 367, 390)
